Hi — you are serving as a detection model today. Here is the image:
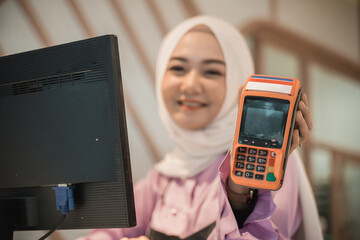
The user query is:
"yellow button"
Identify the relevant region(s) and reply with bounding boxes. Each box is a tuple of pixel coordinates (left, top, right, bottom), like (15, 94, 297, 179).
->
(268, 166, 274, 173)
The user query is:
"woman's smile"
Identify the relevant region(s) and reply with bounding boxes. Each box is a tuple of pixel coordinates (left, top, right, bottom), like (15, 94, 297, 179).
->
(178, 99, 207, 110)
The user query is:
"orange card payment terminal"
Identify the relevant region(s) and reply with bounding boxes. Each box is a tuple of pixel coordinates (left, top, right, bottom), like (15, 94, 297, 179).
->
(230, 74, 302, 190)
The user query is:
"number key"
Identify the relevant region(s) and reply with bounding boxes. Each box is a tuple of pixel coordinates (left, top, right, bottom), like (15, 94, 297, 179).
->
(257, 157, 267, 164)
(256, 165, 266, 172)
(238, 147, 247, 153)
(246, 164, 255, 171)
(247, 156, 256, 163)
(237, 154, 245, 161)
(236, 162, 244, 169)
(259, 150, 268, 156)
(245, 172, 254, 179)
(248, 148, 257, 155)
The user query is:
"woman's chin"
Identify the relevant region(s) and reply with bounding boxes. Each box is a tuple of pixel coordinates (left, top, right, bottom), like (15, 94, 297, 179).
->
(175, 117, 208, 131)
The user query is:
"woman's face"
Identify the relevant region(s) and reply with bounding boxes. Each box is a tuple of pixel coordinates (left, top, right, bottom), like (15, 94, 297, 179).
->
(162, 30, 226, 130)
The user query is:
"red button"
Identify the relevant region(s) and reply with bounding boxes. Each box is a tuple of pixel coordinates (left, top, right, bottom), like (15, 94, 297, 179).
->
(269, 158, 275, 166)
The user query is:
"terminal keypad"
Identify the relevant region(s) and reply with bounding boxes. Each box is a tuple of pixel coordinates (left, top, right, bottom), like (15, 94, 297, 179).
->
(234, 146, 276, 182)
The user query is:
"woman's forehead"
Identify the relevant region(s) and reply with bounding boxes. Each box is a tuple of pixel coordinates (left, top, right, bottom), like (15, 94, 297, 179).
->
(170, 31, 225, 62)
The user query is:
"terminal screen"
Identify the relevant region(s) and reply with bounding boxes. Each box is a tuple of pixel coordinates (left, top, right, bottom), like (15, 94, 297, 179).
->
(239, 97, 289, 147)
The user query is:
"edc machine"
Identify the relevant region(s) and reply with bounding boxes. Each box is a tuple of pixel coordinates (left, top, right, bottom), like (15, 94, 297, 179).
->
(231, 74, 302, 190)
(0, 35, 136, 239)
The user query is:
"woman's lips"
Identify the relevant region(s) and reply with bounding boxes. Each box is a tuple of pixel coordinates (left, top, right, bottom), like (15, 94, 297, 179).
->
(177, 100, 207, 110)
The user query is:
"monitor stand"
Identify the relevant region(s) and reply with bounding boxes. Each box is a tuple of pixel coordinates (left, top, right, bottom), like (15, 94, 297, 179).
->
(0, 197, 38, 240)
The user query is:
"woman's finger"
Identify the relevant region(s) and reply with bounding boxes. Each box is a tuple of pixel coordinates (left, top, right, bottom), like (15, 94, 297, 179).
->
(298, 100, 313, 131)
(290, 129, 300, 153)
(295, 110, 311, 144)
(302, 92, 309, 105)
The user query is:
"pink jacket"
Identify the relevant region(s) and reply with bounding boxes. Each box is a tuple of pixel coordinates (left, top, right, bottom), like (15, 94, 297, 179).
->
(78, 152, 283, 239)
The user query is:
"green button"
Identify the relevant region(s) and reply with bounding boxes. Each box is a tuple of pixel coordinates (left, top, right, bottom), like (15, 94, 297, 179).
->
(266, 173, 276, 182)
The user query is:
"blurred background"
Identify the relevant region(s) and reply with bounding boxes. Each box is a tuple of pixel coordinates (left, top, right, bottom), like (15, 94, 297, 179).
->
(0, 0, 359, 239)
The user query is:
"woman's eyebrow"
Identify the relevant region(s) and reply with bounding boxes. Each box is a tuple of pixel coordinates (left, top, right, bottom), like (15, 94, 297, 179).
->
(169, 57, 225, 65)
(203, 59, 225, 65)
(169, 57, 187, 62)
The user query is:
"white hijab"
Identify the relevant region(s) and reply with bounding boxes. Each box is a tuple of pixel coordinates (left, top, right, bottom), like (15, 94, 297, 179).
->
(155, 15, 254, 178)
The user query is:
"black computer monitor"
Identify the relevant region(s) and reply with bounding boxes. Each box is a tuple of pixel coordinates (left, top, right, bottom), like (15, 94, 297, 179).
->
(0, 35, 136, 239)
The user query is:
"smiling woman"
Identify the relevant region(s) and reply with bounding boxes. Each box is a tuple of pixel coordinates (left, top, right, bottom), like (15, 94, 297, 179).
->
(78, 16, 276, 240)
(162, 26, 226, 130)
(78, 15, 315, 240)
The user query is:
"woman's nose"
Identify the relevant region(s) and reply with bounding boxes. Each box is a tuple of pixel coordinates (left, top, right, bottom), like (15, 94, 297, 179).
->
(180, 70, 201, 94)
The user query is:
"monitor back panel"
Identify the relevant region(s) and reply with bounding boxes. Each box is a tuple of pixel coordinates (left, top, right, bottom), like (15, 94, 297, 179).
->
(0, 35, 136, 229)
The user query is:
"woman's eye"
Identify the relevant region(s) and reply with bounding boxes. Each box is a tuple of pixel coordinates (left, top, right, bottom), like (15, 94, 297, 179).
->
(169, 66, 185, 72)
(204, 70, 223, 77)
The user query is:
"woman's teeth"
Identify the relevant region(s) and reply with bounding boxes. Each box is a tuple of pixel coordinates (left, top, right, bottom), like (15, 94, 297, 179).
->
(181, 101, 204, 107)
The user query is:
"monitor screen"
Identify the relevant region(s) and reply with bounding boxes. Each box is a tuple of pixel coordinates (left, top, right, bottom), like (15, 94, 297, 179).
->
(0, 35, 136, 236)
(239, 96, 290, 148)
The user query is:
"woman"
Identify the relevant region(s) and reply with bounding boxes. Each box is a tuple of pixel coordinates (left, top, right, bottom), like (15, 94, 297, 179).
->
(79, 15, 313, 240)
